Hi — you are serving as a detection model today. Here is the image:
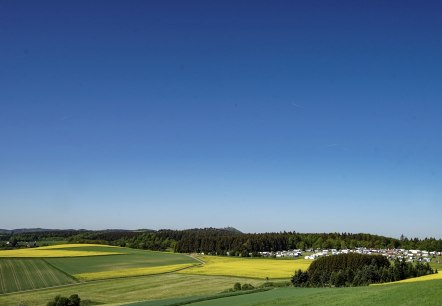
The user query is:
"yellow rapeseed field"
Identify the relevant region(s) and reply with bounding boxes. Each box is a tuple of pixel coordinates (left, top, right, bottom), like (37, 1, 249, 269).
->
(74, 263, 197, 280)
(38, 244, 118, 249)
(376, 272, 442, 285)
(0, 244, 122, 257)
(179, 255, 311, 279)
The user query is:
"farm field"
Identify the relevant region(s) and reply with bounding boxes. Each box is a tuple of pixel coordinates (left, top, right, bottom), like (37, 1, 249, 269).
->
(376, 261, 442, 285)
(0, 258, 76, 294)
(0, 244, 200, 293)
(379, 271, 442, 284)
(178, 255, 310, 279)
(131, 279, 442, 306)
(74, 263, 196, 281)
(46, 245, 198, 277)
(0, 273, 264, 306)
(0, 244, 123, 258)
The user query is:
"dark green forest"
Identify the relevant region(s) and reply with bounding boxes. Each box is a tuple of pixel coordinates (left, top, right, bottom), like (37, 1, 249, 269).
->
(1, 228, 442, 254)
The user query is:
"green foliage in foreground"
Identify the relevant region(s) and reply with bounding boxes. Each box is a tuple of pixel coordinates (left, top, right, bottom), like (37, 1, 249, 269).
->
(128, 289, 272, 306)
(132, 279, 442, 306)
(292, 253, 435, 287)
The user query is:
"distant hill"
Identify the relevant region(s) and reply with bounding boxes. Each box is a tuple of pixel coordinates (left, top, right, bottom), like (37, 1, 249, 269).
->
(222, 227, 243, 234)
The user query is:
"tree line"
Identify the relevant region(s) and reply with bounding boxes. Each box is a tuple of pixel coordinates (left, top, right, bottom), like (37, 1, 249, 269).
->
(2, 228, 442, 253)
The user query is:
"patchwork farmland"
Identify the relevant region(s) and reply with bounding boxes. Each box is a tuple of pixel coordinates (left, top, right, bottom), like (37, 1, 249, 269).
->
(0, 243, 441, 305)
(0, 244, 200, 294)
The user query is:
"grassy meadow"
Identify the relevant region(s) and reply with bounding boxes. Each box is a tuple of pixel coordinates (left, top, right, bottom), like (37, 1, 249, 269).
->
(0, 274, 264, 306)
(129, 279, 442, 306)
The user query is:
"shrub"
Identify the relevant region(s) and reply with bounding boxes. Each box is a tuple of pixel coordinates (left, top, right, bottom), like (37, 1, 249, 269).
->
(241, 283, 254, 290)
(46, 294, 81, 306)
(233, 282, 241, 291)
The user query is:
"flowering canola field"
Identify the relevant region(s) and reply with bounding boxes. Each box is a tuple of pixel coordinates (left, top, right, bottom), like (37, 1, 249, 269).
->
(0, 244, 122, 257)
(376, 271, 442, 285)
(179, 255, 311, 279)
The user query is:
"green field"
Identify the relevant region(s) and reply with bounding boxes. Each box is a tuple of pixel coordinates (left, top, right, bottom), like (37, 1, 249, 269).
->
(46, 246, 197, 275)
(0, 274, 264, 306)
(0, 244, 199, 293)
(129, 279, 442, 306)
(0, 258, 76, 294)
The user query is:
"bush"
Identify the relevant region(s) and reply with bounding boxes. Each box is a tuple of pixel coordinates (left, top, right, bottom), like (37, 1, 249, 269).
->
(241, 283, 254, 290)
(233, 282, 241, 291)
(47, 294, 81, 306)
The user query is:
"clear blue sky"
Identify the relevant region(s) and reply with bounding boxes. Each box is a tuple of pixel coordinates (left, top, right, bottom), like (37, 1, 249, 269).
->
(1, 1, 441, 238)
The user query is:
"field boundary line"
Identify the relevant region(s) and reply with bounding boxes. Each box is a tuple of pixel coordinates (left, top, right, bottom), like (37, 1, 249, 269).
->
(42, 258, 79, 282)
(185, 254, 205, 264)
(45, 260, 62, 284)
(41, 258, 74, 285)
